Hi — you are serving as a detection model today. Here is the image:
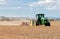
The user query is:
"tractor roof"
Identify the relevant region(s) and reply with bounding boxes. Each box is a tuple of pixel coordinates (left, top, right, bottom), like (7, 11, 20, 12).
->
(36, 14, 45, 15)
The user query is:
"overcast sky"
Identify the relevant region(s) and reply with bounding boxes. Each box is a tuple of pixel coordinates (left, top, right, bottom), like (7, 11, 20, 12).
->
(0, 0, 60, 18)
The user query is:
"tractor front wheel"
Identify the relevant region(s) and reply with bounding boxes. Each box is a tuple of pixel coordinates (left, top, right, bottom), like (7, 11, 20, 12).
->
(45, 22, 50, 26)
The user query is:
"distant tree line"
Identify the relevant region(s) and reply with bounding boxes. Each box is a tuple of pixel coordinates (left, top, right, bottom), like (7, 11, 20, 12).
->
(0, 16, 20, 21)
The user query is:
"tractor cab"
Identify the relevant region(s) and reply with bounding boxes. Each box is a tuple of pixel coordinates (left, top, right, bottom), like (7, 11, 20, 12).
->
(36, 14, 45, 18)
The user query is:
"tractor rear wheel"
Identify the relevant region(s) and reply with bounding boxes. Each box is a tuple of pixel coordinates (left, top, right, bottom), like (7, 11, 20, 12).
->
(45, 22, 50, 26)
(36, 22, 40, 26)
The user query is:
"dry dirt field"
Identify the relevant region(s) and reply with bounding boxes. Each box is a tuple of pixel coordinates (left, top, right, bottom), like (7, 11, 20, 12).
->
(0, 21, 60, 39)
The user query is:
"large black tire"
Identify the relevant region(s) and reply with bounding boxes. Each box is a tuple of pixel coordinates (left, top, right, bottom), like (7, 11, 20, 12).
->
(36, 22, 39, 26)
(45, 22, 50, 26)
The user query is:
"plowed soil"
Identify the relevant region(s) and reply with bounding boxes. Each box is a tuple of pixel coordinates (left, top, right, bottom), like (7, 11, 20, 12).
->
(0, 21, 60, 39)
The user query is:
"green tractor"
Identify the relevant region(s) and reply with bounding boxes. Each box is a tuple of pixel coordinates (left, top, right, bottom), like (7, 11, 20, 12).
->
(36, 14, 50, 26)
